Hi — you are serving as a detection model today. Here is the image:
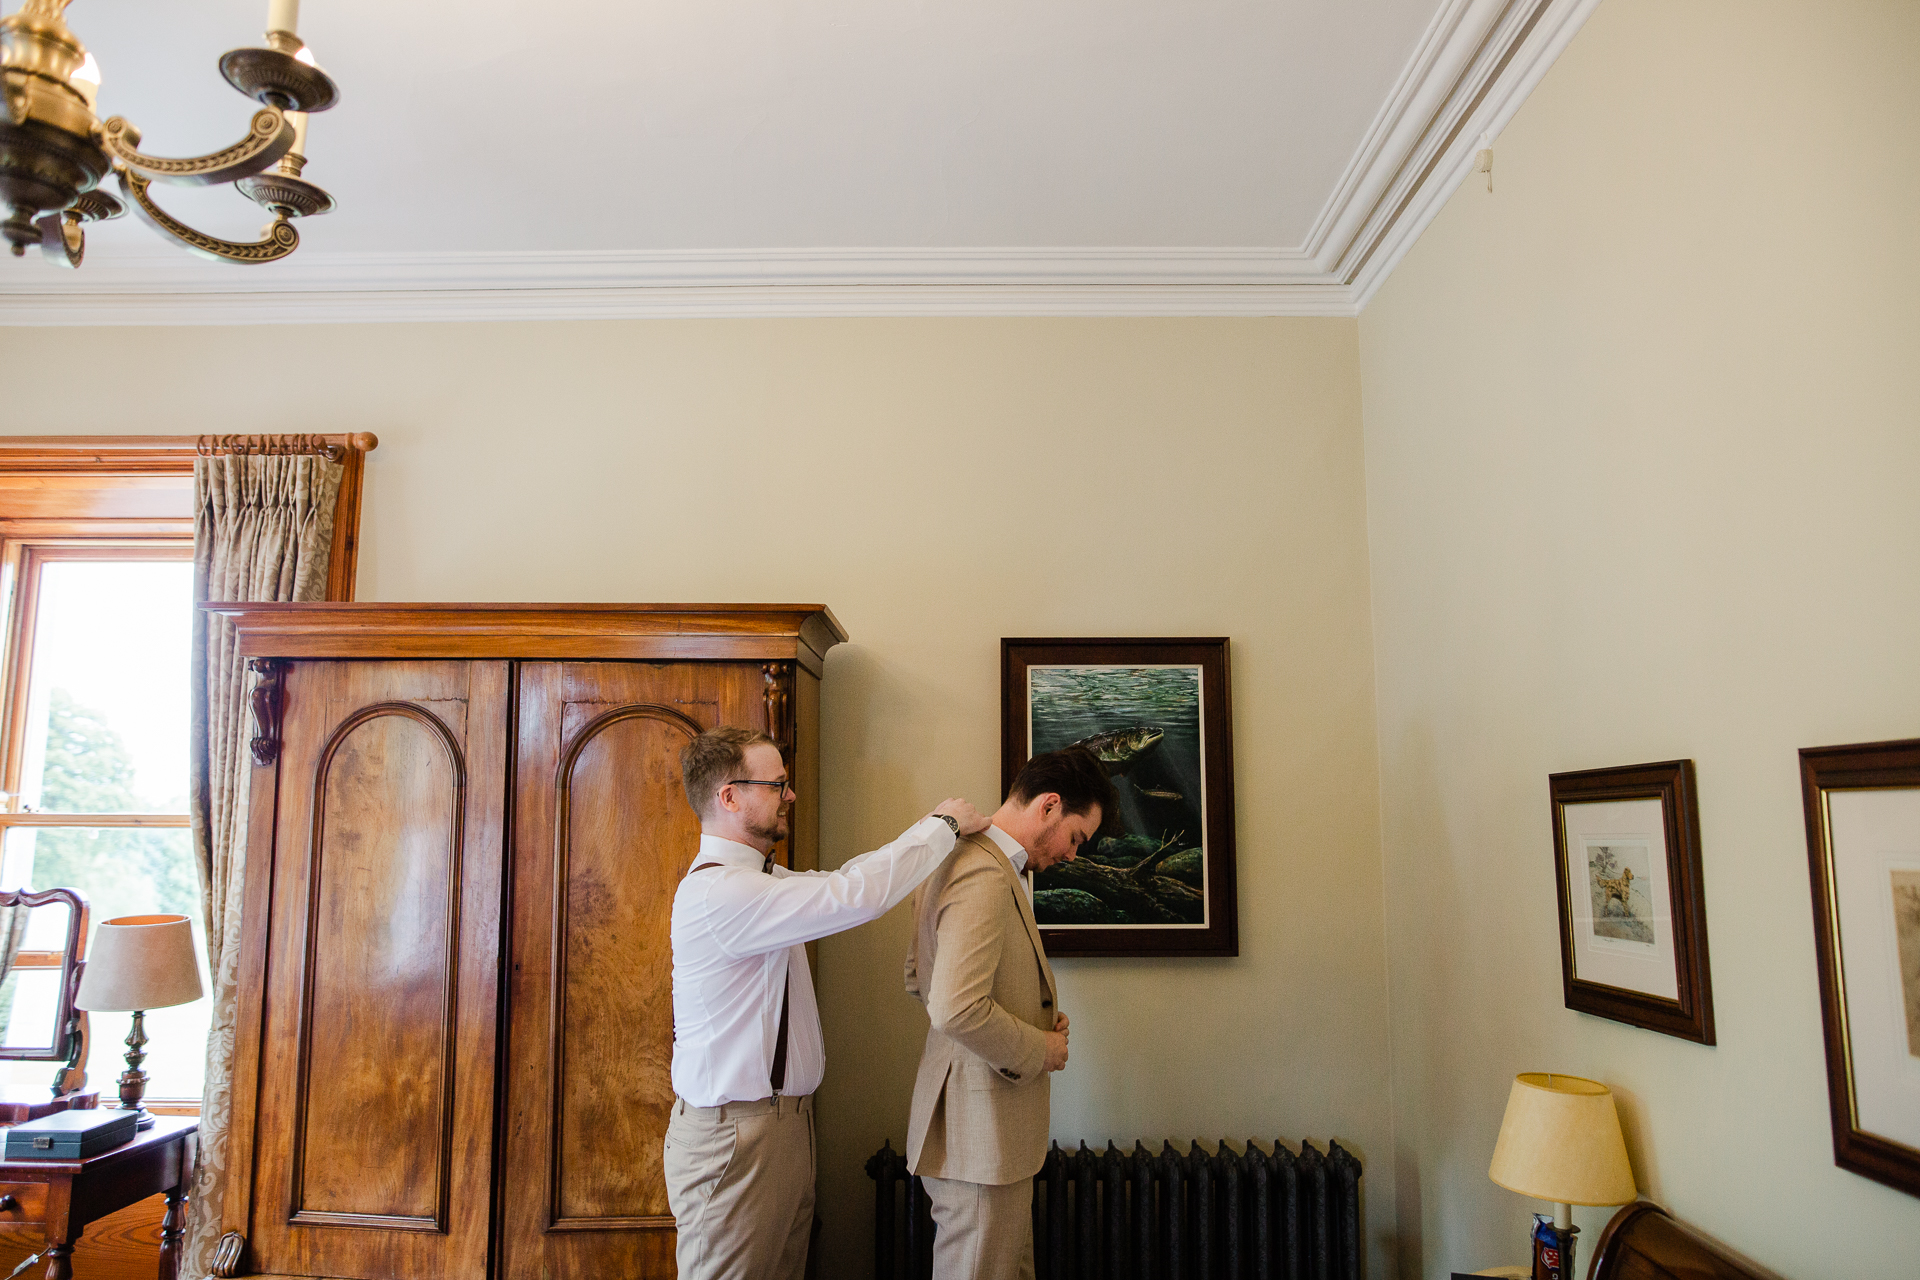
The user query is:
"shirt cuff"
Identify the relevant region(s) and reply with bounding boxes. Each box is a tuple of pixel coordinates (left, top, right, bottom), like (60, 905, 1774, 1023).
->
(913, 813, 959, 854)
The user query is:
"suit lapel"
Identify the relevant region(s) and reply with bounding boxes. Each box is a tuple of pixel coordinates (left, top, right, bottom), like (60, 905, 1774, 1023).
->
(1013, 866, 1059, 1008)
(962, 834, 1058, 1007)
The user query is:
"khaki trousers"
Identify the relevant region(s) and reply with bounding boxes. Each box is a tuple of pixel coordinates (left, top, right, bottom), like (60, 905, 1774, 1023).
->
(922, 1173, 1035, 1280)
(663, 1093, 814, 1280)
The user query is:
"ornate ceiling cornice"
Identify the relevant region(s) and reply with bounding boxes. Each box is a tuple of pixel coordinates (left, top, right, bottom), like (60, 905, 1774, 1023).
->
(0, 0, 1601, 326)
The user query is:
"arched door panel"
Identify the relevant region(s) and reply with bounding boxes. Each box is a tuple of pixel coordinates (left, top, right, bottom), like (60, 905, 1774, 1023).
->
(500, 661, 771, 1280)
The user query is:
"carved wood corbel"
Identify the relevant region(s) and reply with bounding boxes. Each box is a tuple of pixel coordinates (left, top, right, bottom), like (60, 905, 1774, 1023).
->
(248, 658, 288, 766)
(761, 661, 794, 757)
(761, 661, 797, 869)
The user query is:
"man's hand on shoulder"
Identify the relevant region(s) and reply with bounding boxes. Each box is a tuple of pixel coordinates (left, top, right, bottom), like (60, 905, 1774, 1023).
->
(932, 798, 990, 836)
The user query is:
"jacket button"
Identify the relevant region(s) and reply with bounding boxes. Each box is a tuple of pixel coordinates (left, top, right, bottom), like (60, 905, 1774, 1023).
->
(1041, 999, 1052, 1008)
(1002, 1069, 1018, 1080)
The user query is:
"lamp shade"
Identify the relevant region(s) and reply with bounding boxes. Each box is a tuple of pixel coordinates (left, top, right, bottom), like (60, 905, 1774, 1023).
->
(74, 914, 204, 1013)
(1489, 1072, 1637, 1207)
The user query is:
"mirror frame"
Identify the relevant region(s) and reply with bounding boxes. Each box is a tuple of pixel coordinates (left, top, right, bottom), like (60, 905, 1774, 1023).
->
(0, 886, 89, 1071)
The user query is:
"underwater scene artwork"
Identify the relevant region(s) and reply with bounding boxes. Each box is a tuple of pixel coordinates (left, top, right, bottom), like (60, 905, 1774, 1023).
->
(1026, 664, 1207, 928)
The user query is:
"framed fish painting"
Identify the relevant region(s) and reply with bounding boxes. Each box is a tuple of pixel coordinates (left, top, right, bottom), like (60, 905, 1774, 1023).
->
(1001, 637, 1237, 957)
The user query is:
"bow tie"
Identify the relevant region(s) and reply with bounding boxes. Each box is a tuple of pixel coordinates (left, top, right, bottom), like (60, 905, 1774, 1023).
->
(763, 850, 775, 874)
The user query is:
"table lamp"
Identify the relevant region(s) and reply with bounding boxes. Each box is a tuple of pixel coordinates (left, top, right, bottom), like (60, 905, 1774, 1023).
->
(1488, 1072, 1637, 1280)
(73, 914, 205, 1129)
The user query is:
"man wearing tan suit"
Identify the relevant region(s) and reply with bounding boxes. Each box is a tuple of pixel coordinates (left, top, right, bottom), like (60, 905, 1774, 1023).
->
(904, 748, 1114, 1280)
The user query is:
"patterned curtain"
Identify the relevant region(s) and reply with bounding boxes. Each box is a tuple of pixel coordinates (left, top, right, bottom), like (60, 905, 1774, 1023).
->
(184, 452, 342, 1280)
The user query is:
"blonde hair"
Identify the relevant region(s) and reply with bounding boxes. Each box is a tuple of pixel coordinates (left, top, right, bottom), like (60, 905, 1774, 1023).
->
(680, 726, 777, 820)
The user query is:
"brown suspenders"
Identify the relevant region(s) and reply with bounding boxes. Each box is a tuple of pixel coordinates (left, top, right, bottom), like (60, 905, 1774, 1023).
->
(686, 861, 791, 1093)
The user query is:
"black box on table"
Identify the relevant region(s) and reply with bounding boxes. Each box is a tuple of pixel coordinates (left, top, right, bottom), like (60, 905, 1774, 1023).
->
(4, 1108, 138, 1159)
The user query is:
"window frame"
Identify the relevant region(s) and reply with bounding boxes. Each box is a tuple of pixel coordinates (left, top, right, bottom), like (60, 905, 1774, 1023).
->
(0, 539, 198, 812)
(0, 435, 371, 1116)
(0, 538, 201, 1108)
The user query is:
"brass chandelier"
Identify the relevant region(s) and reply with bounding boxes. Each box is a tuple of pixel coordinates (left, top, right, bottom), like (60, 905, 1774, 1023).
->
(0, 0, 338, 267)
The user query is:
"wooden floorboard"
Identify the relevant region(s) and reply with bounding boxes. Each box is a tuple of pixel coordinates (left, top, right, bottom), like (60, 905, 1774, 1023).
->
(0, 1193, 165, 1280)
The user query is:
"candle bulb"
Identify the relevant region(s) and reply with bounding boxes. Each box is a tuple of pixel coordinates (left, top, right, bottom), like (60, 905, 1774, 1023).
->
(70, 51, 100, 111)
(267, 0, 299, 37)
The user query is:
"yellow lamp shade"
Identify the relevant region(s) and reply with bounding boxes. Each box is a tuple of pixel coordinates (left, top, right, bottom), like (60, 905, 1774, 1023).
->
(74, 914, 205, 1013)
(1489, 1072, 1637, 1207)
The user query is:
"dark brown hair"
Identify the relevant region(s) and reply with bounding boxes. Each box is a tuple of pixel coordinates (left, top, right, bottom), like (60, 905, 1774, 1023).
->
(680, 726, 777, 820)
(1009, 747, 1115, 824)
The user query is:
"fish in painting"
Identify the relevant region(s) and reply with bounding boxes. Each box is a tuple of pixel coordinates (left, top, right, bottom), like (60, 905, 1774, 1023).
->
(1130, 782, 1184, 801)
(1066, 725, 1165, 777)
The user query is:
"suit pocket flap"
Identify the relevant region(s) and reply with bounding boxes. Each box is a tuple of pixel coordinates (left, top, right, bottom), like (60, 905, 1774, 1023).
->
(961, 1056, 1021, 1090)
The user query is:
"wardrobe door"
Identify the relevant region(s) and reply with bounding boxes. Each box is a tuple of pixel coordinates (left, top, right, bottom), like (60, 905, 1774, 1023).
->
(499, 661, 767, 1280)
(241, 660, 509, 1279)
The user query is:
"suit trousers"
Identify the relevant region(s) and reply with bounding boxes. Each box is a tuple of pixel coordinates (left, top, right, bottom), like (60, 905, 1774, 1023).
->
(922, 1173, 1035, 1280)
(663, 1093, 814, 1280)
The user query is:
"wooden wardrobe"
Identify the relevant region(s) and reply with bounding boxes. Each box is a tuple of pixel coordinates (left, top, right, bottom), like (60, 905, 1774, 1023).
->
(199, 604, 845, 1280)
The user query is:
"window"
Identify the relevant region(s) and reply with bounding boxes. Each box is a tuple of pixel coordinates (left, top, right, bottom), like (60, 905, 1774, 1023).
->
(0, 434, 371, 1111)
(0, 544, 206, 1103)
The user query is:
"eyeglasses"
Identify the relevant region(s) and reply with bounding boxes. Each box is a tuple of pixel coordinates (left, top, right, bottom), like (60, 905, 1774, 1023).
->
(727, 778, 791, 793)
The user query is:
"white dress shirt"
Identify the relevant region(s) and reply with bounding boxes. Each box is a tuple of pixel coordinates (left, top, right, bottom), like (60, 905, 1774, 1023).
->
(670, 815, 958, 1107)
(981, 822, 1028, 875)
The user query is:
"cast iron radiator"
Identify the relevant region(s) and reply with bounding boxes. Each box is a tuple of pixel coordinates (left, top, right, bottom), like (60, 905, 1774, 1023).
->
(865, 1137, 1362, 1280)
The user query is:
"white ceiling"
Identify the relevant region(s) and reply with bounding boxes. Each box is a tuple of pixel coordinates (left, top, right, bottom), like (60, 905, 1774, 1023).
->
(0, 0, 1600, 322)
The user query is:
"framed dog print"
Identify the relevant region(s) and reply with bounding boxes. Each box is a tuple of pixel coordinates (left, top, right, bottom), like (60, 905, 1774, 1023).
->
(1001, 638, 1236, 958)
(1801, 737, 1920, 1199)
(1549, 760, 1715, 1043)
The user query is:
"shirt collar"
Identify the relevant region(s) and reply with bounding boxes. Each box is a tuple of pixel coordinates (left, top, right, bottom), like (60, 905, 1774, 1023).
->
(982, 823, 1028, 874)
(698, 833, 775, 871)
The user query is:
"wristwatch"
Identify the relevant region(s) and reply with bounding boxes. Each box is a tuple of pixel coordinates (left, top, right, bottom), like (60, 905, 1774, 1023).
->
(934, 813, 960, 836)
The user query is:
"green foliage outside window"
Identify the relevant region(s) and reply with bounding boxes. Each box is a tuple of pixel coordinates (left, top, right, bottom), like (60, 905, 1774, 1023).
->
(30, 688, 198, 922)
(0, 691, 199, 1043)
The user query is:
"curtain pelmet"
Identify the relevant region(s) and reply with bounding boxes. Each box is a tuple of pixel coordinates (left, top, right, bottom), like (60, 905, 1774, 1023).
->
(185, 453, 341, 1280)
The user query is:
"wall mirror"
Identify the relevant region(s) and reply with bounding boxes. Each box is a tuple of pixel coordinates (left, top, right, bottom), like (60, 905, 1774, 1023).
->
(0, 887, 89, 1086)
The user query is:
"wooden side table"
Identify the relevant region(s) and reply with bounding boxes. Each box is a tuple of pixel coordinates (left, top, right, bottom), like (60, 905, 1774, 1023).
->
(0, 1115, 196, 1280)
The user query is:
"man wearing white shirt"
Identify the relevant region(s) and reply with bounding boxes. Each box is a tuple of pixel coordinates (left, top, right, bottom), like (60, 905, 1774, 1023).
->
(665, 726, 987, 1280)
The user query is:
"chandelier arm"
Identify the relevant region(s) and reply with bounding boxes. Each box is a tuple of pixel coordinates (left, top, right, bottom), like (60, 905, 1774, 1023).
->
(116, 168, 299, 264)
(33, 211, 82, 268)
(100, 109, 294, 187)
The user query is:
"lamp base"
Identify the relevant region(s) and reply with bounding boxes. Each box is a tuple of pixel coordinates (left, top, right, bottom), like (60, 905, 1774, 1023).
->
(116, 1010, 155, 1130)
(1530, 1216, 1578, 1280)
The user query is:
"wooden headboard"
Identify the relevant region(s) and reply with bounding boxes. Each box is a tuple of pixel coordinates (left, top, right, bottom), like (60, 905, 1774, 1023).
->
(1589, 1201, 1786, 1280)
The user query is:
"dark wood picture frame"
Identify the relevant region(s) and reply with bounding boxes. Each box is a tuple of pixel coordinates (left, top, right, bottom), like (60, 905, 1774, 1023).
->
(1001, 637, 1237, 958)
(1549, 760, 1714, 1043)
(1800, 737, 1920, 1200)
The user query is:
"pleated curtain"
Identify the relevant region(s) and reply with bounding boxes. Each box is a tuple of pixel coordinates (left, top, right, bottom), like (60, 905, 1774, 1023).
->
(184, 452, 342, 1280)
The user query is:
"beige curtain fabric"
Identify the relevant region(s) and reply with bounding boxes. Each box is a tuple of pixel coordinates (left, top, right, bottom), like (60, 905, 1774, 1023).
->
(185, 453, 342, 1280)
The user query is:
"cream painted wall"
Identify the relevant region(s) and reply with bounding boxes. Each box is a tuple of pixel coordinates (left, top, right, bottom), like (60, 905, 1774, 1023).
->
(1, 317, 1395, 1276)
(1359, 1, 1920, 1277)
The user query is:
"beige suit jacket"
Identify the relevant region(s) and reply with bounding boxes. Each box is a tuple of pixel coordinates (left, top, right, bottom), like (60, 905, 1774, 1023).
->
(903, 832, 1058, 1186)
